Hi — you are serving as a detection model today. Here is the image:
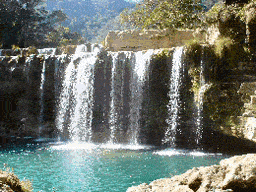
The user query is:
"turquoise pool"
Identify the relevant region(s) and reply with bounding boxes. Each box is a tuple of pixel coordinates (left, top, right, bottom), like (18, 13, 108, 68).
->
(0, 142, 226, 192)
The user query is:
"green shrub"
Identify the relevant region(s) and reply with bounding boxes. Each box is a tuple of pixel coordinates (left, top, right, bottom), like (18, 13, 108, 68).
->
(214, 36, 250, 69)
(185, 39, 202, 68)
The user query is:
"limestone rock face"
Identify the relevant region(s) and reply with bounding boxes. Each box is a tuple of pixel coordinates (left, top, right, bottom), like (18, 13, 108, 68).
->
(104, 29, 199, 51)
(127, 154, 256, 192)
(237, 82, 256, 142)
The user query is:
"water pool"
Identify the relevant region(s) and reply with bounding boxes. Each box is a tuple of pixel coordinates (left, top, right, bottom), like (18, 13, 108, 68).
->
(0, 142, 227, 192)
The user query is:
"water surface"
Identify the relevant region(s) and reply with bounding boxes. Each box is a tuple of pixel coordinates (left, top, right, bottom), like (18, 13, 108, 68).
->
(0, 142, 226, 192)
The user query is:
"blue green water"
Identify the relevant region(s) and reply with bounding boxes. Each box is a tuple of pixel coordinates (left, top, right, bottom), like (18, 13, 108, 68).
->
(0, 142, 227, 192)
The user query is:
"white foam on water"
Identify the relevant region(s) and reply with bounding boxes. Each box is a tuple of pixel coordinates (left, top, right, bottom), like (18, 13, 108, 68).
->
(49, 141, 151, 151)
(100, 143, 151, 150)
(50, 141, 97, 150)
(189, 151, 222, 156)
(153, 148, 185, 156)
(154, 148, 222, 157)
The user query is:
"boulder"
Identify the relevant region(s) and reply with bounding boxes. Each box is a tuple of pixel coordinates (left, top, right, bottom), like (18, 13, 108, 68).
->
(0, 170, 31, 192)
(127, 154, 256, 192)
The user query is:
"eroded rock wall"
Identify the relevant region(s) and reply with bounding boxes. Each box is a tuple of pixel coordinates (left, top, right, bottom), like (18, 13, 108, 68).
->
(0, 53, 66, 139)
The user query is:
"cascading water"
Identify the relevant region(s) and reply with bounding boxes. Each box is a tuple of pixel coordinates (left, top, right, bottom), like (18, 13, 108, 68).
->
(75, 44, 87, 54)
(56, 56, 77, 140)
(108, 52, 121, 144)
(69, 53, 97, 141)
(38, 49, 57, 136)
(56, 44, 99, 142)
(38, 59, 46, 136)
(108, 50, 155, 144)
(128, 50, 153, 145)
(195, 54, 211, 146)
(55, 44, 200, 147)
(163, 47, 184, 146)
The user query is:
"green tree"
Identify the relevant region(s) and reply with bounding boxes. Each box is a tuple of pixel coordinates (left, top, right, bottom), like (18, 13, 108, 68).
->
(46, 26, 86, 47)
(0, 0, 68, 48)
(121, 0, 204, 29)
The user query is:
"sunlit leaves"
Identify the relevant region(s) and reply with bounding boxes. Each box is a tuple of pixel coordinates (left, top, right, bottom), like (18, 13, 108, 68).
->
(121, 0, 204, 29)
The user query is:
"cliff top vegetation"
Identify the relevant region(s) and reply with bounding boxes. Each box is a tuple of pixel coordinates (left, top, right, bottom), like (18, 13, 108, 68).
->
(120, 0, 255, 31)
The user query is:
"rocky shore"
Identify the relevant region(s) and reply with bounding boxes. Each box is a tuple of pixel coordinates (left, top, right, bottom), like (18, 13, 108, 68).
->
(0, 170, 32, 192)
(127, 154, 256, 192)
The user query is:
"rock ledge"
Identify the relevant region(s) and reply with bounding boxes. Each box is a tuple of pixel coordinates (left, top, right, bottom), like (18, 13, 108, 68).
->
(127, 154, 256, 192)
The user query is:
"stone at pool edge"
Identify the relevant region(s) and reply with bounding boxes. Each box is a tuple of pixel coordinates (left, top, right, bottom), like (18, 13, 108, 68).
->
(127, 154, 256, 192)
(0, 171, 29, 192)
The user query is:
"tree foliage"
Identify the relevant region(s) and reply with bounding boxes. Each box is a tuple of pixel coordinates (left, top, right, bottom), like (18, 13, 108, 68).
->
(46, 26, 86, 47)
(0, 0, 78, 48)
(120, 0, 204, 30)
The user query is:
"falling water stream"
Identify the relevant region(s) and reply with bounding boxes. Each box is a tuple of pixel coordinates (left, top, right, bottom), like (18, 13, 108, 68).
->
(108, 52, 122, 144)
(128, 50, 154, 145)
(69, 53, 96, 141)
(163, 47, 184, 146)
(56, 46, 99, 141)
(57, 46, 158, 144)
(39, 59, 46, 136)
(38, 49, 56, 136)
(195, 53, 211, 146)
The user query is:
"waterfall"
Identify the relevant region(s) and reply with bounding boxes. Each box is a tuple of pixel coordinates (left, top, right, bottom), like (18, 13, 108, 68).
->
(108, 52, 133, 144)
(108, 50, 154, 144)
(128, 50, 153, 145)
(195, 55, 211, 146)
(39, 59, 46, 136)
(75, 44, 87, 54)
(38, 50, 57, 137)
(108, 52, 120, 144)
(56, 56, 77, 140)
(163, 47, 184, 146)
(1, 43, 210, 147)
(56, 45, 99, 142)
(69, 53, 96, 141)
(55, 44, 193, 146)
